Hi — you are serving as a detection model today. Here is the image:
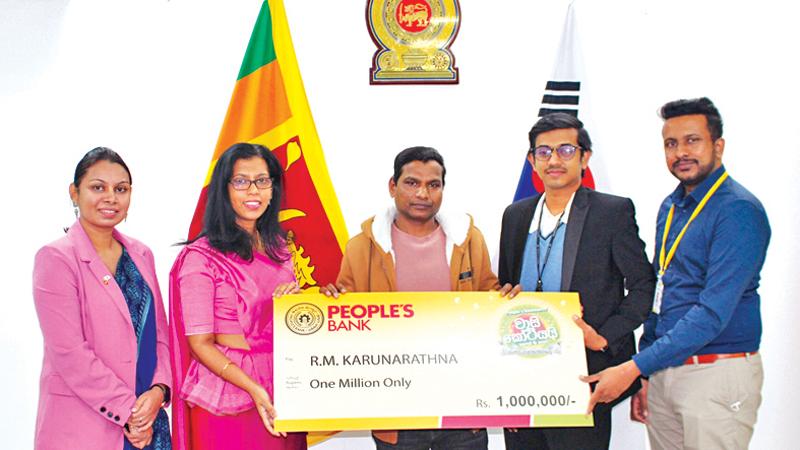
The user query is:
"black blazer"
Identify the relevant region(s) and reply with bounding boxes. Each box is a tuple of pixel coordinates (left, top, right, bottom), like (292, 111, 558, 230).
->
(499, 187, 655, 406)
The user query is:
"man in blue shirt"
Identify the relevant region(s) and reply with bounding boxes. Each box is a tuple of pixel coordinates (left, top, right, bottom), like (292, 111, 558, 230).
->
(583, 98, 771, 450)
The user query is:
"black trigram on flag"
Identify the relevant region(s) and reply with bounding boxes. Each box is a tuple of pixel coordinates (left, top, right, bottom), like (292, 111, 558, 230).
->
(539, 81, 580, 117)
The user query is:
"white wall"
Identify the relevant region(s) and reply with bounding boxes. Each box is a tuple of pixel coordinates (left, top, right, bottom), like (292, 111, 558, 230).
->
(2, 1, 797, 449)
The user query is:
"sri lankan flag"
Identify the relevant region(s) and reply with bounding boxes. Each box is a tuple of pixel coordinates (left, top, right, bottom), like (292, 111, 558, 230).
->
(188, 0, 347, 291)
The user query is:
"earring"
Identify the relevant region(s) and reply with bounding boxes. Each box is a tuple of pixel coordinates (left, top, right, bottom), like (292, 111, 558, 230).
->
(73, 203, 79, 218)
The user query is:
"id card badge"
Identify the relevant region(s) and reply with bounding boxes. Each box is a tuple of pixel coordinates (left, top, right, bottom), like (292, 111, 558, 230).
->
(652, 275, 664, 314)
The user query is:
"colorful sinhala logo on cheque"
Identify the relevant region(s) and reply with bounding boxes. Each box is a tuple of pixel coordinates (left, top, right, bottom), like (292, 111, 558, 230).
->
(500, 304, 561, 357)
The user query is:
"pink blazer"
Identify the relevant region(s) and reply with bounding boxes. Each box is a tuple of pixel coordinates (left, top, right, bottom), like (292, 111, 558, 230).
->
(32, 221, 171, 450)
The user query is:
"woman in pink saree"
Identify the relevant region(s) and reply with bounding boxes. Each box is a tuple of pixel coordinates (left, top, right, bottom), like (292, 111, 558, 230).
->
(169, 143, 307, 450)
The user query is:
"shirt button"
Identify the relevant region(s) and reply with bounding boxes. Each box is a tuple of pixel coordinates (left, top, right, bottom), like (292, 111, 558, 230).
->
(114, 415, 120, 422)
(107, 412, 113, 418)
(100, 406, 107, 413)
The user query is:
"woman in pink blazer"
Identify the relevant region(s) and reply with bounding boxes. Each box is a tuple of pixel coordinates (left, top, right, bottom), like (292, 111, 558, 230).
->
(32, 148, 172, 450)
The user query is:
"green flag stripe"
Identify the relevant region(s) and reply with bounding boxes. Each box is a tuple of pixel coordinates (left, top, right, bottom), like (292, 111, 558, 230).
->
(238, 2, 277, 80)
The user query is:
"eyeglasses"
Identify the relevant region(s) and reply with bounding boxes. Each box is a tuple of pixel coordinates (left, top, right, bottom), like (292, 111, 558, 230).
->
(229, 176, 273, 191)
(530, 144, 580, 161)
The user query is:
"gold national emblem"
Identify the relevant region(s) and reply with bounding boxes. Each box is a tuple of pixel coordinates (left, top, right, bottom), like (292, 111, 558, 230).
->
(367, 0, 461, 84)
(285, 303, 325, 335)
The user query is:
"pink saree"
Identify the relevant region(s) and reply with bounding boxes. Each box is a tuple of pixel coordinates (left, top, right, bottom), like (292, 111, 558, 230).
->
(169, 238, 306, 450)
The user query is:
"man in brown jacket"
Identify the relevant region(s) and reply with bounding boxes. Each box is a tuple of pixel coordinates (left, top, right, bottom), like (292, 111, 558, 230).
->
(322, 146, 517, 449)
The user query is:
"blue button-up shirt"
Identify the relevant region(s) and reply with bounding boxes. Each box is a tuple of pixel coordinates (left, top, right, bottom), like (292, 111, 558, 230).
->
(633, 166, 771, 376)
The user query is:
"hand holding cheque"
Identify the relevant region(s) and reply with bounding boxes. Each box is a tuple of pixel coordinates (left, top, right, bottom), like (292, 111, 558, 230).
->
(272, 291, 594, 432)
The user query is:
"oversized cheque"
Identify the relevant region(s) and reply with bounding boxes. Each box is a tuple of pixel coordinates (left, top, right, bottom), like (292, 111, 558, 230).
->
(273, 291, 593, 432)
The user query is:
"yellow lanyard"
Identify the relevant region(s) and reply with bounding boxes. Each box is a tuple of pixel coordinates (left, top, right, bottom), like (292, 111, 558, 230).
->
(658, 171, 728, 277)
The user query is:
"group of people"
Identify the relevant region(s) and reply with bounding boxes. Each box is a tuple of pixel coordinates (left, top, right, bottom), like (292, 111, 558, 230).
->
(31, 96, 770, 450)
(33, 144, 305, 450)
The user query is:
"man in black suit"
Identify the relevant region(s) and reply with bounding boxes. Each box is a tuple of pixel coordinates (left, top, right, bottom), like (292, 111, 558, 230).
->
(500, 113, 655, 449)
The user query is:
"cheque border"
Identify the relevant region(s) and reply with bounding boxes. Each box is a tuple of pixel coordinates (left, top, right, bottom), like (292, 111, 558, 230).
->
(275, 414, 593, 431)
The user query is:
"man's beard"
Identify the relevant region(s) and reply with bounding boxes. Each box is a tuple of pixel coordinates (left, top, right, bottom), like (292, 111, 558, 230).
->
(671, 158, 716, 189)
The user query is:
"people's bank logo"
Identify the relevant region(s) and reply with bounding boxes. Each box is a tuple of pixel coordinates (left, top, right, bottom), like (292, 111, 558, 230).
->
(285, 303, 325, 335)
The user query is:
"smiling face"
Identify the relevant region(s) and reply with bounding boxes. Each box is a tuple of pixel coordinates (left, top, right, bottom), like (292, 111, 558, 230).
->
(389, 160, 444, 227)
(227, 157, 273, 233)
(662, 114, 724, 193)
(528, 128, 591, 195)
(69, 160, 132, 232)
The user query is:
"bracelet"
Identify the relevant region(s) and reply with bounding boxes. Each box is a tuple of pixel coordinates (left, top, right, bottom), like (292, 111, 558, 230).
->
(219, 361, 234, 377)
(150, 383, 171, 405)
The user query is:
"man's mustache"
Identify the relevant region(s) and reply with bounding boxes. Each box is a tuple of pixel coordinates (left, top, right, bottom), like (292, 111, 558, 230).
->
(672, 158, 697, 169)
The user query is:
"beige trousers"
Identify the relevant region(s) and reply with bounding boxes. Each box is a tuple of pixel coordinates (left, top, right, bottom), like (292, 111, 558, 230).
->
(647, 353, 763, 450)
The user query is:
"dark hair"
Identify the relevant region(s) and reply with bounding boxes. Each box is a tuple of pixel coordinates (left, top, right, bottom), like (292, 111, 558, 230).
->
(392, 146, 446, 185)
(659, 97, 723, 141)
(528, 112, 592, 153)
(201, 143, 288, 263)
(73, 147, 132, 186)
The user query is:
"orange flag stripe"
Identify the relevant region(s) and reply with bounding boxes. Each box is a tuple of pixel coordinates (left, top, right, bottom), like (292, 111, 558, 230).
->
(212, 59, 292, 161)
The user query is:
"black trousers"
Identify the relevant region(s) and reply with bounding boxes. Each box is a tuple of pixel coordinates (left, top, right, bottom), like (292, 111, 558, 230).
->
(374, 429, 488, 450)
(503, 408, 611, 450)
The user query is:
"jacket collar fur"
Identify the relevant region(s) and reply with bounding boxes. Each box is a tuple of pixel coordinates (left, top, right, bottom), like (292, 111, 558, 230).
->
(366, 206, 472, 265)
